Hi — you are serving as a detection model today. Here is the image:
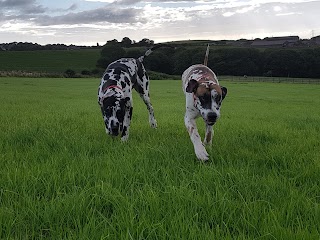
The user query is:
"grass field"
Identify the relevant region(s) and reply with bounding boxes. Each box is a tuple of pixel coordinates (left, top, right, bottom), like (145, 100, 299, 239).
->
(0, 49, 100, 73)
(0, 77, 320, 239)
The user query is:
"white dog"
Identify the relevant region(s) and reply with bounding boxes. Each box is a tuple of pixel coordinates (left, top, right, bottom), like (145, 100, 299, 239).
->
(182, 45, 227, 161)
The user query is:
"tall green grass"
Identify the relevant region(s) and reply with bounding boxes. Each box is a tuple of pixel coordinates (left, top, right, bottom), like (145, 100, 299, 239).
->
(0, 78, 319, 239)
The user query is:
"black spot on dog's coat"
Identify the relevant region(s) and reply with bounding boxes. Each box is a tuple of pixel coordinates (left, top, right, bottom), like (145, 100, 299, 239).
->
(121, 81, 126, 89)
(121, 126, 128, 137)
(134, 84, 144, 94)
(125, 77, 130, 85)
(129, 107, 133, 120)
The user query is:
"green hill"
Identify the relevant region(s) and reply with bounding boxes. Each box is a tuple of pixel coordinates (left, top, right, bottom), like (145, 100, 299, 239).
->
(0, 49, 101, 73)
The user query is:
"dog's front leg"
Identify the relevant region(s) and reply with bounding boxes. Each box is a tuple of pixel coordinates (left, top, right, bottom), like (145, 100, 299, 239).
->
(184, 113, 209, 161)
(99, 105, 110, 135)
(203, 124, 214, 146)
(121, 105, 133, 142)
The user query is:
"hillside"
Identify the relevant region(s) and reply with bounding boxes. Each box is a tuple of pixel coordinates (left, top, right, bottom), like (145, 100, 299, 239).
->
(0, 49, 100, 74)
(1, 40, 320, 79)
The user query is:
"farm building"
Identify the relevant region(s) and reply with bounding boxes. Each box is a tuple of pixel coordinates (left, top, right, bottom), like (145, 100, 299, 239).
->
(311, 35, 320, 45)
(251, 36, 300, 47)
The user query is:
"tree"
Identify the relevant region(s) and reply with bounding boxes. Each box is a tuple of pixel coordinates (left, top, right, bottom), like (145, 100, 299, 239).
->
(125, 48, 144, 58)
(64, 69, 76, 78)
(106, 39, 119, 45)
(299, 48, 320, 78)
(121, 37, 132, 48)
(211, 48, 263, 76)
(264, 49, 306, 77)
(96, 44, 126, 69)
(136, 38, 154, 47)
(172, 48, 196, 74)
(144, 52, 174, 74)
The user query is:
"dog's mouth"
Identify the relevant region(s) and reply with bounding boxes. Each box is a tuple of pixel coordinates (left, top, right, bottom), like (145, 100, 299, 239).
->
(109, 121, 122, 136)
(110, 130, 119, 136)
(110, 125, 124, 136)
(206, 121, 216, 126)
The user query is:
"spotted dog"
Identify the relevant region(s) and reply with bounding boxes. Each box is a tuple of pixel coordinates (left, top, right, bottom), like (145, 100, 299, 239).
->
(98, 45, 164, 141)
(182, 45, 228, 161)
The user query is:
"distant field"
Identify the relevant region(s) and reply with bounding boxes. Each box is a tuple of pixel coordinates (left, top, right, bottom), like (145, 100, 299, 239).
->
(0, 78, 319, 239)
(0, 49, 100, 73)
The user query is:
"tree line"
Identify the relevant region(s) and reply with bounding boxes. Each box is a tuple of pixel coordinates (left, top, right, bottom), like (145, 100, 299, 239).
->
(0, 37, 154, 51)
(97, 43, 320, 78)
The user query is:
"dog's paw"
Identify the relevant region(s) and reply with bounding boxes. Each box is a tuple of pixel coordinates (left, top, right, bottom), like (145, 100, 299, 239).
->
(150, 118, 157, 128)
(194, 144, 209, 161)
(203, 139, 212, 146)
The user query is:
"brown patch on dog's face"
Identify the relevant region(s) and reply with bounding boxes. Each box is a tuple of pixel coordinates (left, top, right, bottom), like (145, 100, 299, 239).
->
(195, 84, 210, 96)
(195, 81, 222, 99)
(209, 83, 222, 96)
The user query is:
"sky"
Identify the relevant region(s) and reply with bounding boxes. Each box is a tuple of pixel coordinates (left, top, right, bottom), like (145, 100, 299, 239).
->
(0, 0, 319, 46)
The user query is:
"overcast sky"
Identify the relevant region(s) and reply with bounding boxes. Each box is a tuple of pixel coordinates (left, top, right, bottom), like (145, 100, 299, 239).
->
(0, 0, 319, 45)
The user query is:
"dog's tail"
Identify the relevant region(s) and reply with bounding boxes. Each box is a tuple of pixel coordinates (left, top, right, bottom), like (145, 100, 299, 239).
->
(203, 44, 210, 66)
(138, 44, 174, 62)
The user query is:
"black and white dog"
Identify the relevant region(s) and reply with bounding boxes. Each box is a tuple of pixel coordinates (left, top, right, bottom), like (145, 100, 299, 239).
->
(98, 45, 164, 141)
(182, 45, 227, 161)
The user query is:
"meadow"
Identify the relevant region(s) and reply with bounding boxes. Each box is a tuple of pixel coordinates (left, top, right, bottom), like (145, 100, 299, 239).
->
(0, 77, 319, 239)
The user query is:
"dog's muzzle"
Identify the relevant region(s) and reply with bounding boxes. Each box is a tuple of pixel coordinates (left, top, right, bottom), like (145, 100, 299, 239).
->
(110, 121, 120, 136)
(206, 112, 217, 125)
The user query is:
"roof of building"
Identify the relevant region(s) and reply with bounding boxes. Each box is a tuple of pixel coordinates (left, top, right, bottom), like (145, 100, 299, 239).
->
(251, 36, 300, 47)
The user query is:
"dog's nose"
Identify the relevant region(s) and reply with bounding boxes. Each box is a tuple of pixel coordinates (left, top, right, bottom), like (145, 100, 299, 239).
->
(110, 122, 120, 136)
(111, 127, 119, 136)
(207, 112, 217, 124)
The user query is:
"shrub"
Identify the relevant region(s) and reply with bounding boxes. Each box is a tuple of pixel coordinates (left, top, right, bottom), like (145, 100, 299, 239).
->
(81, 70, 91, 75)
(64, 69, 76, 78)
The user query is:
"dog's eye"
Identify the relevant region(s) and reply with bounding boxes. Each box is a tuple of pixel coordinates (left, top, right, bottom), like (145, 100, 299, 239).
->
(198, 93, 211, 105)
(198, 95, 206, 103)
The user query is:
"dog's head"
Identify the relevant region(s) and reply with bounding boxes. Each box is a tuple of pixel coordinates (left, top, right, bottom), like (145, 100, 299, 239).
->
(101, 87, 128, 136)
(186, 79, 227, 125)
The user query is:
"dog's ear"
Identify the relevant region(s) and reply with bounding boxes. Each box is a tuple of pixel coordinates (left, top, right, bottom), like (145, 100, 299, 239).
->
(186, 79, 199, 93)
(221, 86, 227, 100)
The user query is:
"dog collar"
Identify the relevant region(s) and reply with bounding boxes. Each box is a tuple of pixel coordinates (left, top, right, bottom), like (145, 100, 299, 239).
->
(102, 85, 122, 93)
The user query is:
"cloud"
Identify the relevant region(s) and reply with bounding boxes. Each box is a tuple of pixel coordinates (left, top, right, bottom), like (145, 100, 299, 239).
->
(0, 0, 143, 25)
(67, 3, 78, 11)
(1, 0, 320, 45)
(36, 7, 144, 25)
(0, 0, 47, 14)
(0, 0, 35, 8)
